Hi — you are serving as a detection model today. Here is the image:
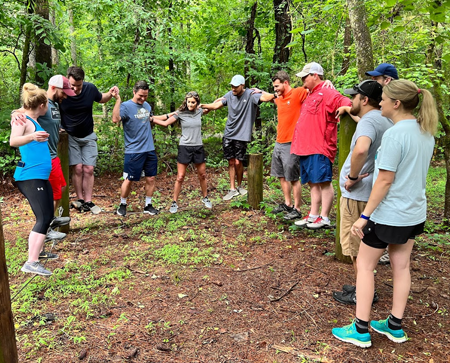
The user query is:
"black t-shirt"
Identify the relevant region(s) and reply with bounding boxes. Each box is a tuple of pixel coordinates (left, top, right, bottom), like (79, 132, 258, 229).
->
(60, 82, 102, 138)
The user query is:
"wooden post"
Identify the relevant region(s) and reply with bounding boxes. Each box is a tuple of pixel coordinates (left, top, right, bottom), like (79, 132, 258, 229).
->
(0, 208, 19, 363)
(57, 131, 70, 233)
(335, 114, 355, 263)
(247, 153, 263, 209)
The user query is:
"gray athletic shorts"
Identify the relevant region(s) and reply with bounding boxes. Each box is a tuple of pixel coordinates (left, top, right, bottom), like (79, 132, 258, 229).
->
(270, 142, 300, 182)
(68, 132, 98, 167)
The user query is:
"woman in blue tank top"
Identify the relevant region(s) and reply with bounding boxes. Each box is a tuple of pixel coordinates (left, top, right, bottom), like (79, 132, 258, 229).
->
(10, 83, 55, 276)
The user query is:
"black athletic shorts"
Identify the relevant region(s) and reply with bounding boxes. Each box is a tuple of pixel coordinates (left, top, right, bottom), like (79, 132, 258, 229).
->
(362, 220, 425, 249)
(177, 145, 206, 165)
(222, 137, 247, 161)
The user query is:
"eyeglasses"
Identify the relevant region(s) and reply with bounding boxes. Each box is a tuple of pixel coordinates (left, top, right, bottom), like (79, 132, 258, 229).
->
(186, 91, 198, 97)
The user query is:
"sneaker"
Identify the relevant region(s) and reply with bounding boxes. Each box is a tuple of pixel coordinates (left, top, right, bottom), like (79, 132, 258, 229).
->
(169, 201, 178, 214)
(378, 251, 390, 265)
(333, 290, 379, 305)
(82, 201, 102, 214)
(332, 321, 371, 348)
(306, 216, 331, 230)
(21, 261, 52, 276)
(46, 228, 66, 241)
(202, 197, 212, 209)
(294, 214, 315, 227)
(71, 199, 84, 211)
(284, 208, 302, 221)
(343, 284, 356, 293)
(237, 186, 247, 196)
(50, 216, 71, 228)
(370, 319, 407, 343)
(39, 251, 59, 260)
(144, 204, 159, 215)
(272, 203, 293, 214)
(223, 189, 240, 201)
(117, 203, 127, 216)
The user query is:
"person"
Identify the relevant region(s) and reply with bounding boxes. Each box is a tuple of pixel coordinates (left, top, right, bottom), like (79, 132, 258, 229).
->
(200, 75, 275, 200)
(112, 81, 159, 217)
(291, 62, 352, 229)
(10, 83, 59, 276)
(60, 66, 118, 214)
(331, 80, 392, 305)
(152, 91, 212, 213)
(332, 80, 437, 348)
(11, 75, 74, 239)
(366, 63, 399, 86)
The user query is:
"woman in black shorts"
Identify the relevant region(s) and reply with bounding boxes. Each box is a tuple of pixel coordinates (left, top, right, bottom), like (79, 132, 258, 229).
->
(332, 80, 438, 347)
(152, 91, 212, 213)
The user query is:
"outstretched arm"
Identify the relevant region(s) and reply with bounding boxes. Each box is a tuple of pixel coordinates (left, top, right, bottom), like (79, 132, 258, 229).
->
(112, 90, 121, 124)
(101, 86, 119, 103)
(152, 113, 178, 127)
(200, 100, 224, 111)
(250, 88, 276, 102)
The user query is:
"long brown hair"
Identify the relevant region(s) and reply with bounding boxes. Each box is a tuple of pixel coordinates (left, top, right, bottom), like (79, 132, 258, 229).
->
(178, 91, 201, 112)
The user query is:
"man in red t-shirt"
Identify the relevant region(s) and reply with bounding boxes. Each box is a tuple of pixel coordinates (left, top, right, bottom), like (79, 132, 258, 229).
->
(291, 62, 352, 230)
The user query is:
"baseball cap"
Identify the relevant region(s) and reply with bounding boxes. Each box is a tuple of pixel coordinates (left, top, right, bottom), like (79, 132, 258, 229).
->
(344, 80, 383, 102)
(365, 63, 399, 79)
(296, 62, 324, 78)
(48, 75, 76, 96)
(230, 75, 245, 87)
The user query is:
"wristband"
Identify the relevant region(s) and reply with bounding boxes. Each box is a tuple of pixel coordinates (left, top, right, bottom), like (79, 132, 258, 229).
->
(360, 214, 370, 220)
(166, 114, 169, 120)
(347, 174, 358, 181)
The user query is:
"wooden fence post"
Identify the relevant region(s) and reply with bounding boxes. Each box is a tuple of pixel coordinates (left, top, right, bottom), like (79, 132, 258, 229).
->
(57, 132, 70, 233)
(0, 208, 19, 363)
(335, 114, 355, 263)
(247, 153, 263, 209)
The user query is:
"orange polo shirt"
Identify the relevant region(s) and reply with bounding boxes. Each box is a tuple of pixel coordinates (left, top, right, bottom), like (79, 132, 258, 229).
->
(274, 87, 308, 143)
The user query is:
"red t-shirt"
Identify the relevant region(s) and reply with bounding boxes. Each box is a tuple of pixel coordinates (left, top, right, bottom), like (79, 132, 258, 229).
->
(274, 87, 308, 143)
(290, 82, 352, 163)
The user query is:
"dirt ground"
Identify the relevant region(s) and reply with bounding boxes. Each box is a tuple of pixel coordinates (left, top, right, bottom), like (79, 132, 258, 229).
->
(1, 170, 449, 363)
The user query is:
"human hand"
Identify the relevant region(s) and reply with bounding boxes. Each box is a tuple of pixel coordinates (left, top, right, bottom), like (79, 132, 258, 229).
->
(336, 106, 351, 119)
(11, 113, 27, 127)
(344, 173, 369, 191)
(322, 80, 335, 89)
(250, 87, 262, 94)
(351, 218, 368, 239)
(33, 131, 50, 142)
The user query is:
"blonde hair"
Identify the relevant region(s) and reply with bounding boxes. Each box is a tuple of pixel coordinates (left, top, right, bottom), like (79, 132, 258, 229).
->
(21, 83, 47, 110)
(383, 79, 438, 135)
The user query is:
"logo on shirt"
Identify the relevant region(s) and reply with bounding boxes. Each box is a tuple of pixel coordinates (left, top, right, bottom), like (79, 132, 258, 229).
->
(287, 101, 290, 105)
(51, 109, 60, 119)
(134, 108, 150, 121)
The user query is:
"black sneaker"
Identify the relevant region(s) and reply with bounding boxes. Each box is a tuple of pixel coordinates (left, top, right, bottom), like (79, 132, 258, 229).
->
(283, 208, 302, 221)
(117, 203, 127, 216)
(39, 251, 59, 260)
(82, 201, 102, 214)
(272, 203, 293, 214)
(144, 204, 159, 215)
(343, 284, 356, 293)
(333, 290, 379, 305)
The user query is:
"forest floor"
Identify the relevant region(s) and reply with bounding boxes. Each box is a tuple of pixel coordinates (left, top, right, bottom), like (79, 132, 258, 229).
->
(1, 167, 449, 363)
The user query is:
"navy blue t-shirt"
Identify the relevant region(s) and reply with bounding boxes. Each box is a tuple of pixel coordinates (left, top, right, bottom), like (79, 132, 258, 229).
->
(60, 82, 102, 138)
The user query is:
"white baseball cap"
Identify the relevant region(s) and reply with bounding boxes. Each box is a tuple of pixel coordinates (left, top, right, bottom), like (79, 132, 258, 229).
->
(48, 75, 76, 96)
(296, 62, 324, 78)
(230, 75, 245, 86)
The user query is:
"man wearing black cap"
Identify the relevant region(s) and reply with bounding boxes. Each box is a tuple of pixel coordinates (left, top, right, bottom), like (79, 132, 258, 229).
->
(332, 80, 393, 305)
(365, 63, 399, 86)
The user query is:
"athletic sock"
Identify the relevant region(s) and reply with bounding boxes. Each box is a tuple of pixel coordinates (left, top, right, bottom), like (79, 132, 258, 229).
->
(120, 198, 127, 205)
(355, 317, 369, 334)
(388, 313, 402, 330)
(145, 197, 152, 206)
(309, 214, 319, 219)
(322, 216, 330, 223)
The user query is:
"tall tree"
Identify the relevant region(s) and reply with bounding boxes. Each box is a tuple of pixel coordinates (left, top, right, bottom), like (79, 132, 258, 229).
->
(272, 0, 291, 70)
(34, 0, 52, 86)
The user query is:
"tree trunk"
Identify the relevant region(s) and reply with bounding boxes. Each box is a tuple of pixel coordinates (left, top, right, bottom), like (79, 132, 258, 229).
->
(68, 7, 77, 66)
(346, 0, 373, 80)
(340, 16, 352, 76)
(34, 0, 52, 86)
(19, 25, 32, 93)
(272, 0, 291, 71)
(49, 5, 59, 65)
(244, 1, 257, 87)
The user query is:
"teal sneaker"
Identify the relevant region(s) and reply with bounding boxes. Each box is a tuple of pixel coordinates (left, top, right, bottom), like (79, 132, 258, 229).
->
(370, 319, 407, 343)
(332, 321, 372, 348)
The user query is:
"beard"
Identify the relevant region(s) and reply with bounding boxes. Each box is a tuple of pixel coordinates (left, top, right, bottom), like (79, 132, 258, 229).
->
(350, 103, 360, 116)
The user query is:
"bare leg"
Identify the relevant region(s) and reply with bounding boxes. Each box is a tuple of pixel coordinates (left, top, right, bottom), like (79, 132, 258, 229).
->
(120, 179, 133, 199)
(235, 159, 244, 187)
(145, 176, 156, 197)
(319, 181, 334, 218)
(292, 180, 302, 211)
(279, 177, 292, 206)
(195, 162, 208, 197)
(82, 165, 95, 202)
(228, 158, 236, 190)
(309, 182, 322, 215)
(28, 231, 46, 262)
(174, 163, 187, 202)
(72, 164, 84, 200)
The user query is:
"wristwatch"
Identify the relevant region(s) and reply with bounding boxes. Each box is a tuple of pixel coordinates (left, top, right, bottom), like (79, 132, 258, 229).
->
(347, 174, 358, 181)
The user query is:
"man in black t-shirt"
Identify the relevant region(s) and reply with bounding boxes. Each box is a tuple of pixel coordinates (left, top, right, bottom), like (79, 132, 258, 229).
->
(60, 66, 118, 214)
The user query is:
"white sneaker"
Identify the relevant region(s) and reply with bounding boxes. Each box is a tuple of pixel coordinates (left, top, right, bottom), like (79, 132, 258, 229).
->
(306, 216, 331, 230)
(294, 215, 315, 226)
(169, 201, 178, 214)
(223, 189, 240, 201)
(202, 196, 212, 209)
(237, 186, 247, 196)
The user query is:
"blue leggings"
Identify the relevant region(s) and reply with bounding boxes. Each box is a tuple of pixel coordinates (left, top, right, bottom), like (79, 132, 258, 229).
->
(16, 179, 53, 234)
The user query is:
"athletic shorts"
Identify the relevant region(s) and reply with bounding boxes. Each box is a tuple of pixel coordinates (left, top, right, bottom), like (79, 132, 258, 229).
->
(177, 145, 206, 165)
(300, 154, 332, 184)
(48, 157, 66, 200)
(123, 150, 158, 181)
(340, 197, 367, 257)
(270, 142, 300, 182)
(68, 132, 98, 167)
(223, 138, 248, 161)
(362, 220, 425, 249)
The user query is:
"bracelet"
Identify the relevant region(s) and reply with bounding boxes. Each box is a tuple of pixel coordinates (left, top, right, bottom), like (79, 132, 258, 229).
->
(347, 174, 358, 181)
(166, 114, 169, 120)
(360, 214, 370, 220)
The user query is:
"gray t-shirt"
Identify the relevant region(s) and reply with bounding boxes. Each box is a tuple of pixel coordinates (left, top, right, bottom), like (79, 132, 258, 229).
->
(38, 99, 61, 159)
(371, 119, 435, 226)
(174, 109, 204, 146)
(340, 110, 393, 201)
(222, 89, 262, 142)
(120, 100, 155, 154)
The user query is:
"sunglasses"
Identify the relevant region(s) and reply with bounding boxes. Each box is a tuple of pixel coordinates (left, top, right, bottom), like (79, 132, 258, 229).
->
(186, 91, 198, 97)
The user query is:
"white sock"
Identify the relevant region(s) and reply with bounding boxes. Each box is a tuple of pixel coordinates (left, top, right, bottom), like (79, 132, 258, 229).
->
(121, 198, 127, 204)
(146, 197, 152, 206)
(322, 216, 330, 222)
(309, 214, 319, 219)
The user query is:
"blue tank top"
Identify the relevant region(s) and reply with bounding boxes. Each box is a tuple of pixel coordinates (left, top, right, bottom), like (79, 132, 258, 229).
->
(13, 116, 52, 181)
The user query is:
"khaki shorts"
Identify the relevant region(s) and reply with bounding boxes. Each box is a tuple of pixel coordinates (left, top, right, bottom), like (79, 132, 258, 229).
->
(340, 197, 367, 257)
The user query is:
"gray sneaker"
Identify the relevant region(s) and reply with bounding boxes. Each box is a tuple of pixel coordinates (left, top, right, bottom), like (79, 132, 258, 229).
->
(21, 261, 52, 276)
(223, 189, 240, 201)
(39, 251, 59, 260)
(169, 201, 178, 214)
(237, 186, 247, 196)
(202, 196, 212, 209)
(50, 216, 71, 228)
(284, 208, 302, 221)
(46, 228, 66, 241)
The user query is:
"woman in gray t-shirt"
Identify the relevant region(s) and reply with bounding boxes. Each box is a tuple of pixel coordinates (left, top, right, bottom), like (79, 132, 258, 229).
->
(153, 91, 212, 213)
